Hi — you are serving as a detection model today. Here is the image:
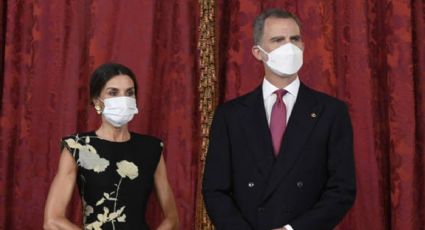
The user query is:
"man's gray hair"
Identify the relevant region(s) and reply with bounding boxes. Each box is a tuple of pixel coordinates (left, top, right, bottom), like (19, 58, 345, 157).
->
(253, 8, 302, 45)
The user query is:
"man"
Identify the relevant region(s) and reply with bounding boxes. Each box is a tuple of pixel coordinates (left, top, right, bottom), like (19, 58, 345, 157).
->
(203, 8, 356, 230)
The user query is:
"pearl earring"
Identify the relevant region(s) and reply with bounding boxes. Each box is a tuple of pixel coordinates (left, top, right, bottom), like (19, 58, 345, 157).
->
(94, 104, 102, 114)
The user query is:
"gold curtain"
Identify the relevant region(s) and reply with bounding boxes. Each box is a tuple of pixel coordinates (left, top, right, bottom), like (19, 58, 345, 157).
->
(195, 0, 217, 229)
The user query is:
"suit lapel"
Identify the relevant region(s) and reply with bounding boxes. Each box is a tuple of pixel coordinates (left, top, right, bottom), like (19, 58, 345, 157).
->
(262, 83, 323, 201)
(239, 86, 275, 178)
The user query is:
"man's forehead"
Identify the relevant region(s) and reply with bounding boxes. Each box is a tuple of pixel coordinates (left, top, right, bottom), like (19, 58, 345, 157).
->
(264, 17, 300, 33)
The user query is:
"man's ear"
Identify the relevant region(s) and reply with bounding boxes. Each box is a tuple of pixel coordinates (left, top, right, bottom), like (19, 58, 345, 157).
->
(251, 45, 268, 62)
(252, 46, 265, 61)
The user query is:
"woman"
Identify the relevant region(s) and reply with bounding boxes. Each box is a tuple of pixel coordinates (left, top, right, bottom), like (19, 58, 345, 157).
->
(44, 63, 179, 230)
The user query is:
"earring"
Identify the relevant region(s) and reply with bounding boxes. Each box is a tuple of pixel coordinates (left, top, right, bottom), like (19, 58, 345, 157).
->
(94, 104, 102, 114)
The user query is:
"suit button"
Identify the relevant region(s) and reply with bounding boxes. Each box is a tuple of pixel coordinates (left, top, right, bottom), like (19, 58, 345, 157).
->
(297, 181, 304, 188)
(248, 182, 254, 187)
(258, 207, 265, 213)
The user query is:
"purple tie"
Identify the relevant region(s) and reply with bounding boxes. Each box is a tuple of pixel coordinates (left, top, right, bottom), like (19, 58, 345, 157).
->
(270, 89, 287, 156)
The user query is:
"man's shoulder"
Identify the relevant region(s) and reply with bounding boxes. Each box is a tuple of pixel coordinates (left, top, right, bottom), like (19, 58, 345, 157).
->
(302, 83, 348, 109)
(218, 87, 261, 111)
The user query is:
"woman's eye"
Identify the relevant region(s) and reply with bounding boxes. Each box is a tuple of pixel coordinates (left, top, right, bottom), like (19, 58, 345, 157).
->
(108, 91, 118, 96)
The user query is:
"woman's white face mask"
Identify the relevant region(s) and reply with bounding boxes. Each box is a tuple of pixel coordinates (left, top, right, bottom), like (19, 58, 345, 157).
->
(257, 43, 303, 77)
(101, 96, 138, 127)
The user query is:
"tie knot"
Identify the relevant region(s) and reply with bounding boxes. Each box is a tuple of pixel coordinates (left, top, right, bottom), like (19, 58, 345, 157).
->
(274, 89, 287, 100)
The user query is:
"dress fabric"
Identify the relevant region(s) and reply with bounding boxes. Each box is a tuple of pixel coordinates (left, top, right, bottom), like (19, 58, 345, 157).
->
(61, 131, 163, 230)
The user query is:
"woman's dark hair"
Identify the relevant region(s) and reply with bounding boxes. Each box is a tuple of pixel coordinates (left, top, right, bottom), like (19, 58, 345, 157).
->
(89, 63, 138, 103)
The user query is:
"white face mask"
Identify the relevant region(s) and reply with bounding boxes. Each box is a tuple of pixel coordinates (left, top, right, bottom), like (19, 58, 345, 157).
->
(257, 43, 303, 76)
(101, 96, 139, 127)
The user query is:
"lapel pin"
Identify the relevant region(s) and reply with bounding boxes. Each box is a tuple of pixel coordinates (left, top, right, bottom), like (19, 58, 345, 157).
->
(310, 112, 317, 118)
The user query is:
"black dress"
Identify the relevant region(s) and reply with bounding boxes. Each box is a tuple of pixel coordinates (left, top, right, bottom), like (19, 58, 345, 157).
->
(61, 131, 163, 230)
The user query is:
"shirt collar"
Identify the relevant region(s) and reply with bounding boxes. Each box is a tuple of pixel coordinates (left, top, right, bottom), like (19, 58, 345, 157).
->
(262, 77, 300, 100)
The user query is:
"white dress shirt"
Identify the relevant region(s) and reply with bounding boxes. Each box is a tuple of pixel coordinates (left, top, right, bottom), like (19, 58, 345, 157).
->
(262, 77, 300, 230)
(262, 77, 300, 125)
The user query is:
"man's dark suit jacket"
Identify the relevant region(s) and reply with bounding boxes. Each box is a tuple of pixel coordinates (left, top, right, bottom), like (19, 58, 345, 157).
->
(202, 83, 356, 230)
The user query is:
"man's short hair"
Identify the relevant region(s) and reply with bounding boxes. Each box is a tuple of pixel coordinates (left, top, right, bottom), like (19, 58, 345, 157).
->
(253, 8, 302, 45)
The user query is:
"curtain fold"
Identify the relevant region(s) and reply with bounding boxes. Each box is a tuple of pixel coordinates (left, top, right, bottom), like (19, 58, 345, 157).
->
(0, 1, 5, 106)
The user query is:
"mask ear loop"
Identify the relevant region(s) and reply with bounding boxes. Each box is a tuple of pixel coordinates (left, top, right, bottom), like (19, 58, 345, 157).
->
(256, 45, 270, 63)
(256, 45, 268, 54)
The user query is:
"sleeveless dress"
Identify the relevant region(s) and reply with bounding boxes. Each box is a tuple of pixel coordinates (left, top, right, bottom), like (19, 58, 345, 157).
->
(61, 131, 163, 230)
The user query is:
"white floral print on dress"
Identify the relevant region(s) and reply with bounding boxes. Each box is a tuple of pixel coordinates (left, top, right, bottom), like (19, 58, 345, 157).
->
(116, 160, 139, 180)
(64, 137, 109, 173)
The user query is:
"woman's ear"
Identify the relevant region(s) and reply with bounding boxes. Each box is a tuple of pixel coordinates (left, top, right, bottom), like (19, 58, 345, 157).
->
(93, 98, 103, 114)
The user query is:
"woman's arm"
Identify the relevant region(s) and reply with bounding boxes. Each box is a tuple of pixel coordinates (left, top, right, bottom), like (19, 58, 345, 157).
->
(43, 148, 80, 230)
(154, 154, 179, 230)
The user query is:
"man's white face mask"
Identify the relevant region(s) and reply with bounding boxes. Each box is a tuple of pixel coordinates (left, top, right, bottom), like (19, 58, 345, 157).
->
(101, 96, 138, 127)
(257, 43, 303, 76)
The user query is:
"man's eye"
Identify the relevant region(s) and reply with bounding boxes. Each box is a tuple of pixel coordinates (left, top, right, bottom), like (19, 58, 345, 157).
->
(291, 37, 301, 42)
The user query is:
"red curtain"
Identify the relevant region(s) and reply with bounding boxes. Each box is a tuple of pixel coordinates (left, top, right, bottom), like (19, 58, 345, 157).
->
(1, 0, 425, 230)
(0, 1, 199, 229)
(216, 0, 425, 229)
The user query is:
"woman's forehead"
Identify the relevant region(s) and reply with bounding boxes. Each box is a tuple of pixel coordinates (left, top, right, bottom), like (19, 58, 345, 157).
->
(104, 75, 135, 88)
